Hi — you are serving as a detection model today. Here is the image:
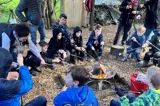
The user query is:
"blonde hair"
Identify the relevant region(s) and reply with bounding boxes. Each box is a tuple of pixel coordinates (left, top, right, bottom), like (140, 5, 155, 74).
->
(147, 66, 160, 80)
(138, 26, 146, 33)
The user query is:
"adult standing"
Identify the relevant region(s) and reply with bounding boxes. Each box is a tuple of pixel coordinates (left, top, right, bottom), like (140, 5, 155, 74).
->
(113, 0, 140, 45)
(143, 0, 160, 40)
(15, 0, 46, 44)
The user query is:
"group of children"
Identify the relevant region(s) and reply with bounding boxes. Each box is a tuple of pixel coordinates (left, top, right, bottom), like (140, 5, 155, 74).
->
(120, 25, 160, 68)
(33, 14, 104, 72)
(4, 46, 160, 106)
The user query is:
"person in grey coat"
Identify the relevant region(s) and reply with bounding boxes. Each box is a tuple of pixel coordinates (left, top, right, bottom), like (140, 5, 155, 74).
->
(15, 0, 46, 44)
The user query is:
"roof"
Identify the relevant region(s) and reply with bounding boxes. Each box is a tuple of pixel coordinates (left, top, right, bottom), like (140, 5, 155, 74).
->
(95, 0, 121, 5)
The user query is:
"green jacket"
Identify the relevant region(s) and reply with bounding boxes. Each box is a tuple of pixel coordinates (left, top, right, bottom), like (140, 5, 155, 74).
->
(120, 89, 160, 106)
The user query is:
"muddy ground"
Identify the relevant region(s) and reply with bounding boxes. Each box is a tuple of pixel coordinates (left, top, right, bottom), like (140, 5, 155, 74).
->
(23, 24, 147, 106)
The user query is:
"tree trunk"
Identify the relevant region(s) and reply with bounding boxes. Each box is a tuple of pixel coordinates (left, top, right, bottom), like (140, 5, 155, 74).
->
(110, 45, 124, 57)
(42, 0, 55, 28)
(89, 0, 95, 31)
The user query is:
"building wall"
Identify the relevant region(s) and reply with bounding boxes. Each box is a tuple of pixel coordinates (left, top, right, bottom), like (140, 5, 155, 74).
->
(61, 0, 84, 27)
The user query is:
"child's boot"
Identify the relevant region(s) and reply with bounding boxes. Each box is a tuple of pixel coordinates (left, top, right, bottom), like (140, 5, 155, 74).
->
(138, 61, 149, 67)
(121, 54, 129, 62)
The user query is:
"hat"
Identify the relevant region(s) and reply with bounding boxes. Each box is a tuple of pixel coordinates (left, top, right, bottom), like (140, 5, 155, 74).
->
(73, 26, 82, 36)
(0, 48, 13, 78)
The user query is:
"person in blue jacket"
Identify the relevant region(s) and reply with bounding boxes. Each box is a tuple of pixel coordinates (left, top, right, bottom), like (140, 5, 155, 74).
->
(53, 66, 99, 106)
(121, 26, 146, 62)
(86, 24, 104, 61)
(0, 48, 47, 106)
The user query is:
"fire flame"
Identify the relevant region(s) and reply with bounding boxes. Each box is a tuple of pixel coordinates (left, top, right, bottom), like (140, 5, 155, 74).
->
(93, 64, 108, 79)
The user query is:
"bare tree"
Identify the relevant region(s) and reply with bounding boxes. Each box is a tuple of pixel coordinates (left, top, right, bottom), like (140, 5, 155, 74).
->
(0, 0, 12, 5)
(42, 0, 58, 28)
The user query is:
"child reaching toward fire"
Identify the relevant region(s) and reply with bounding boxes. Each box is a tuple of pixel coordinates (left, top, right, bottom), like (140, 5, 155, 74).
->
(121, 26, 146, 63)
(86, 24, 104, 61)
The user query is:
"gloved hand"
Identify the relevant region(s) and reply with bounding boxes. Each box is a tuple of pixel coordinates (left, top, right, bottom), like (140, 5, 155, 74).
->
(115, 87, 124, 97)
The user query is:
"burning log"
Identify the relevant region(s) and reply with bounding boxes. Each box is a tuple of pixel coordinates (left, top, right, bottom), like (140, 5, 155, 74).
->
(91, 64, 109, 79)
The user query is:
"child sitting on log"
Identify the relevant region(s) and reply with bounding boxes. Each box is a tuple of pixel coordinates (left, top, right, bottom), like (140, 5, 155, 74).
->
(47, 31, 68, 65)
(86, 24, 104, 61)
(53, 66, 99, 106)
(69, 26, 86, 64)
(121, 26, 146, 63)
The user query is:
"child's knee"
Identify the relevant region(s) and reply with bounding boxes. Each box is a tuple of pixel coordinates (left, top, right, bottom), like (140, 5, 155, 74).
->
(36, 96, 47, 104)
(110, 98, 121, 106)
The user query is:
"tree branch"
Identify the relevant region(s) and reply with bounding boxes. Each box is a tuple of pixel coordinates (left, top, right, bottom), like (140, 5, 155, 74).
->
(0, 0, 12, 5)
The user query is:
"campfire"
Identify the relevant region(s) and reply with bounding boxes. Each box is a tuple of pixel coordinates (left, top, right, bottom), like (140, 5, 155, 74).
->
(86, 64, 130, 92)
(90, 64, 114, 79)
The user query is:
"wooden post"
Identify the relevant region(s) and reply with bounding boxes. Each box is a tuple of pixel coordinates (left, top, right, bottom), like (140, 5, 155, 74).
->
(89, 0, 95, 31)
(60, 0, 65, 14)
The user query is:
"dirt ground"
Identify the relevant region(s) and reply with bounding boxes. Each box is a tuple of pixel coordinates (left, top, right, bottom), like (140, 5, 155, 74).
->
(23, 25, 147, 106)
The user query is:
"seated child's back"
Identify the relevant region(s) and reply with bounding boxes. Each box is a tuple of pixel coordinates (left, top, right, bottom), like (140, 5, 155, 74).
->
(53, 66, 99, 106)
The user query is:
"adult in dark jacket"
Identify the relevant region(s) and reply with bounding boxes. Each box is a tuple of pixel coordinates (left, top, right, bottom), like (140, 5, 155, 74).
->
(52, 14, 72, 49)
(0, 48, 47, 106)
(113, 0, 141, 45)
(69, 26, 86, 64)
(16, 0, 46, 44)
(0, 23, 46, 76)
(144, 0, 160, 40)
(86, 24, 104, 61)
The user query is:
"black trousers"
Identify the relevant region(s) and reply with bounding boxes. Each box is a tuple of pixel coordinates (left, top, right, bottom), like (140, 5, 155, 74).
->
(86, 45, 103, 59)
(113, 21, 132, 45)
(144, 51, 160, 65)
(24, 96, 47, 106)
(24, 51, 41, 68)
(70, 49, 85, 64)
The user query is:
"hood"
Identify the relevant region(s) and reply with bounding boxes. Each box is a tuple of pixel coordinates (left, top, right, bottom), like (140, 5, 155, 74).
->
(0, 48, 13, 79)
(66, 85, 92, 104)
(0, 79, 21, 101)
(73, 26, 82, 36)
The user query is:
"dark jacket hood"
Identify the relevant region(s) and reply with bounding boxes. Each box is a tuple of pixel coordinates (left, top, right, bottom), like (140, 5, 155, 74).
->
(0, 48, 13, 79)
(73, 26, 82, 36)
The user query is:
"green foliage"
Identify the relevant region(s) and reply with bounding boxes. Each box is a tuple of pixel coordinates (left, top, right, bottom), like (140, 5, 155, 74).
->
(0, 0, 19, 22)
(55, 0, 60, 18)
(0, 0, 60, 23)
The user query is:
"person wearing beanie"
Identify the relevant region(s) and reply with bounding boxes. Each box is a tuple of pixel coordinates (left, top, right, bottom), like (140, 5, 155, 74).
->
(0, 47, 47, 106)
(47, 30, 68, 65)
(69, 26, 86, 64)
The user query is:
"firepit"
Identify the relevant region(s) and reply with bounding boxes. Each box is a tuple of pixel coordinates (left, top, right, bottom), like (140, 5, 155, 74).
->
(86, 64, 116, 90)
(86, 64, 130, 92)
(90, 64, 115, 79)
